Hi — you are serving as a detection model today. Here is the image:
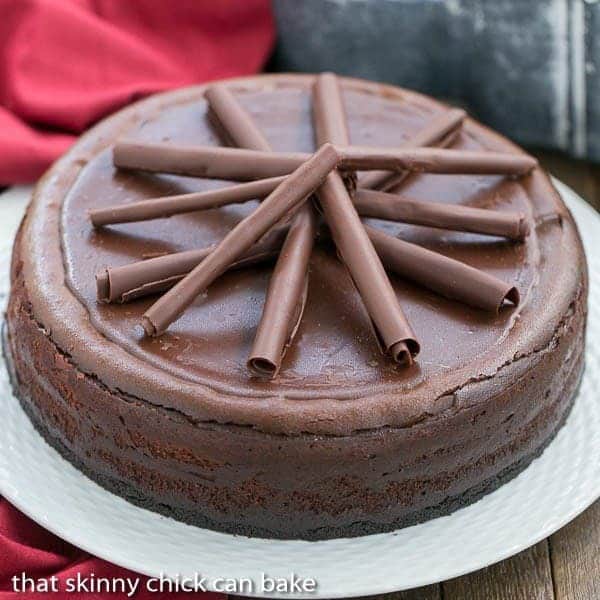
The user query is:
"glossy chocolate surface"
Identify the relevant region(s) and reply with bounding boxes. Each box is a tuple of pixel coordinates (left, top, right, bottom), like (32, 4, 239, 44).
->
(21, 75, 579, 435)
(67, 88, 534, 381)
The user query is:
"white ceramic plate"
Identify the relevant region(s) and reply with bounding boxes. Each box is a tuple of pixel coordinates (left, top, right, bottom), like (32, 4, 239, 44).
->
(0, 181, 599, 598)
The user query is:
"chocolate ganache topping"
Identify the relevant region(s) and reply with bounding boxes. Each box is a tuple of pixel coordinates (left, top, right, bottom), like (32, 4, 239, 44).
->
(91, 73, 537, 379)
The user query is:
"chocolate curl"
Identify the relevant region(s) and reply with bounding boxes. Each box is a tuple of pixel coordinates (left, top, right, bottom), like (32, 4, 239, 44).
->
(437, 129, 462, 149)
(205, 85, 272, 152)
(141, 143, 339, 336)
(380, 129, 460, 193)
(248, 209, 315, 377)
(114, 142, 537, 180)
(89, 177, 285, 226)
(311, 72, 359, 194)
(359, 108, 466, 191)
(113, 141, 307, 181)
(313, 73, 419, 364)
(312, 73, 350, 148)
(96, 227, 288, 303)
(98, 223, 518, 314)
(354, 189, 530, 241)
(338, 146, 538, 175)
(366, 225, 519, 312)
(205, 83, 318, 379)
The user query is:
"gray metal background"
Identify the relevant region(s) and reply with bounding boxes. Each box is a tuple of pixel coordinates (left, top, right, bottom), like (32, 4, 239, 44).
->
(272, 0, 599, 161)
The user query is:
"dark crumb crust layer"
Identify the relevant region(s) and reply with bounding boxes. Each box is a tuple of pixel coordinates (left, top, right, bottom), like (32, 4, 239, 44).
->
(5, 224, 587, 539)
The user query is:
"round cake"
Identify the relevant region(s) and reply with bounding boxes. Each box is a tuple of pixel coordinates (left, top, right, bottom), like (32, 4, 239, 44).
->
(4, 73, 587, 540)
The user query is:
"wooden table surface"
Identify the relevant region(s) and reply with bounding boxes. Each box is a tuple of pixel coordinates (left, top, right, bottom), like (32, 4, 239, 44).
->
(370, 151, 600, 600)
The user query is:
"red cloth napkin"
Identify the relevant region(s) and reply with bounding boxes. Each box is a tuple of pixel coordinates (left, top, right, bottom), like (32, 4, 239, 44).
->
(0, 498, 225, 598)
(0, 0, 274, 184)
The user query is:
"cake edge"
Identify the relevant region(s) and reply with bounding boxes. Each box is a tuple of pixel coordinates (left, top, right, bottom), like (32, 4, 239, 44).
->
(2, 323, 581, 539)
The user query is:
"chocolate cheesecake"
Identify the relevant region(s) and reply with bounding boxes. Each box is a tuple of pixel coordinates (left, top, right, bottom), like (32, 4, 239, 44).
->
(4, 74, 587, 539)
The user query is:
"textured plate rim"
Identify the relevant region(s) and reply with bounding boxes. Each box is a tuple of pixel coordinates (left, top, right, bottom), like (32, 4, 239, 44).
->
(0, 179, 598, 598)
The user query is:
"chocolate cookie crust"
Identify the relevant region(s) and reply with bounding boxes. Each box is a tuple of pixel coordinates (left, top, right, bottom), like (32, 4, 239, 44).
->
(4, 74, 587, 539)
